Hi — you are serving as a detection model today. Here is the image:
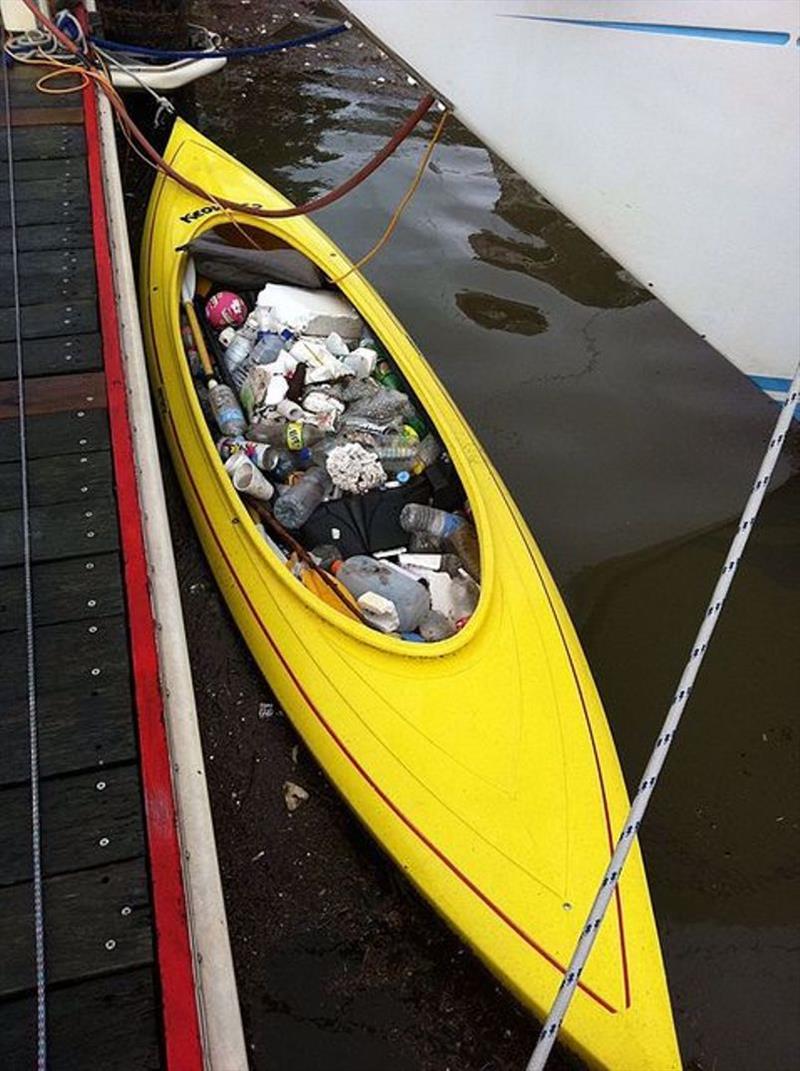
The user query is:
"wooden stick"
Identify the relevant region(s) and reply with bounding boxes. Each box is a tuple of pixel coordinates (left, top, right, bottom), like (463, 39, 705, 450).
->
(243, 495, 368, 625)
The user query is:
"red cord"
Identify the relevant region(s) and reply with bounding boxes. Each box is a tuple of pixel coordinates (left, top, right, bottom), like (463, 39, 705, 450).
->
(19, 0, 437, 220)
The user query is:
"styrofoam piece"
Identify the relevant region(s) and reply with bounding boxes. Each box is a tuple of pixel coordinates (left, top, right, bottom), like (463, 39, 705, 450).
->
(257, 283, 363, 339)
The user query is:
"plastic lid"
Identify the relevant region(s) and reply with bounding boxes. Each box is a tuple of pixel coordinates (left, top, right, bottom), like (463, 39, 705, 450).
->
(396, 470, 410, 484)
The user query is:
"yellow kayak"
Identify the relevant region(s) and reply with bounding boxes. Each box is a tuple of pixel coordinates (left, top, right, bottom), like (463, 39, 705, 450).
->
(140, 118, 680, 1071)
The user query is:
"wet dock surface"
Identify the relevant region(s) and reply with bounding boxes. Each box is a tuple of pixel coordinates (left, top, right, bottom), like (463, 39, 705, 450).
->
(119, 2, 799, 1068)
(0, 64, 162, 1068)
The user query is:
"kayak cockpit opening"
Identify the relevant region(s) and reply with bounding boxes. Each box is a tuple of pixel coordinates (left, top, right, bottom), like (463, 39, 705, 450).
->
(178, 224, 480, 642)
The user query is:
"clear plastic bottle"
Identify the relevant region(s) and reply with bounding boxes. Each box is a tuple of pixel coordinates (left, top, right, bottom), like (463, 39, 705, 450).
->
(367, 435, 419, 473)
(273, 466, 330, 529)
(208, 382, 246, 436)
(412, 434, 441, 473)
(399, 504, 480, 581)
(334, 556, 430, 633)
(223, 332, 254, 386)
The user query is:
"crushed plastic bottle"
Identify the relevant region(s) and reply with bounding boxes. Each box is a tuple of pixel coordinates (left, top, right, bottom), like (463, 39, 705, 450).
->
(419, 609, 456, 642)
(273, 466, 330, 529)
(334, 556, 430, 633)
(347, 387, 410, 425)
(400, 504, 480, 581)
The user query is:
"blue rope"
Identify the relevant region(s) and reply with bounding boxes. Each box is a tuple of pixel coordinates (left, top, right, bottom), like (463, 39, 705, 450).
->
(89, 22, 348, 60)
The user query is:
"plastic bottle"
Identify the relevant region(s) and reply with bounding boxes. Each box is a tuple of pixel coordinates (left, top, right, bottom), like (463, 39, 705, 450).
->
(180, 317, 201, 377)
(273, 467, 330, 529)
(419, 609, 456, 642)
(223, 332, 254, 385)
(334, 556, 431, 633)
(250, 326, 294, 367)
(208, 382, 246, 436)
(347, 388, 410, 425)
(247, 421, 328, 451)
(411, 434, 441, 474)
(368, 435, 420, 473)
(373, 358, 403, 392)
(399, 504, 481, 581)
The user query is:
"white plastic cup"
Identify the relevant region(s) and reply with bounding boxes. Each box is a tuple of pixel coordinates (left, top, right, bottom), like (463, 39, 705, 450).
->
(224, 453, 273, 502)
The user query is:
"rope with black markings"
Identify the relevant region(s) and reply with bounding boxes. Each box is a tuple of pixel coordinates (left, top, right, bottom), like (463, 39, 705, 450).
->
(527, 361, 800, 1070)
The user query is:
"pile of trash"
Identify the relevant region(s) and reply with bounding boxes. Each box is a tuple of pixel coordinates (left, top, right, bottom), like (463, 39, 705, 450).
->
(181, 235, 480, 642)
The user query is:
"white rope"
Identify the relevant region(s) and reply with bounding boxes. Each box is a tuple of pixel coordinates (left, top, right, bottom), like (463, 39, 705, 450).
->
(2, 55, 48, 1071)
(527, 363, 800, 1071)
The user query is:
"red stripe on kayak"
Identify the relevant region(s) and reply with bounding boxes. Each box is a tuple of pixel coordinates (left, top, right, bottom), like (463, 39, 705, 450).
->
(164, 408, 618, 1016)
(500, 500, 632, 1009)
(84, 85, 203, 1068)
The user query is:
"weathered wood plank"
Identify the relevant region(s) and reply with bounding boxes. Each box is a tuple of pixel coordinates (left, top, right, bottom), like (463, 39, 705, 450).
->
(0, 763, 145, 886)
(2, 106, 84, 127)
(0, 450, 113, 511)
(0, 220, 93, 253)
(8, 156, 86, 183)
(0, 298, 97, 343)
(0, 857, 153, 996)
(0, 176, 87, 204)
(0, 249, 96, 311)
(0, 332, 103, 380)
(1, 672, 135, 785)
(0, 126, 86, 161)
(0, 495, 119, 569)
(0, 407, 109, 463)
(0, 371, 106, 419)
(0, 612, 128, 702)
(0, 968, 162, 1071)
(0, 551, 124, 633)
(0, 193, 88, 229)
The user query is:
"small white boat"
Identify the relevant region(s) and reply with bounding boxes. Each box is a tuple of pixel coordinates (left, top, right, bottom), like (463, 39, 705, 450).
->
(100, 25, 227, 93)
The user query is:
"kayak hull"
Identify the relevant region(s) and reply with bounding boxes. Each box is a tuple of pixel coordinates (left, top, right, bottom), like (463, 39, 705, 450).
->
(140, 118, 680, 1071)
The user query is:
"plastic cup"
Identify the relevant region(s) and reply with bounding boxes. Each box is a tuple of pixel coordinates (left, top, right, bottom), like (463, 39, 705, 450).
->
(224, 453, 273, 502)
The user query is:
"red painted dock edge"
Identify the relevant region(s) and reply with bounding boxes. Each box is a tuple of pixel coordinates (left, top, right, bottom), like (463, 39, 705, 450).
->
(82, 84, 204, 1069)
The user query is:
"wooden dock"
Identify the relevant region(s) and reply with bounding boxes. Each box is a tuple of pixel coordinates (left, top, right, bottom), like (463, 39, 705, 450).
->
(0, 60, 207, 1068)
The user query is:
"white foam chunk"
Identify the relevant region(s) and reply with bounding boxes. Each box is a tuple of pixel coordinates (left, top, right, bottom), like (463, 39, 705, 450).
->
(257, 284, 363, 340)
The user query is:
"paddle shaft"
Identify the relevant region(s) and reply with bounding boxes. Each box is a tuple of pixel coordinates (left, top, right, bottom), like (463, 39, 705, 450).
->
(244, 496, 368, 626)
(183, 299, 215, 380)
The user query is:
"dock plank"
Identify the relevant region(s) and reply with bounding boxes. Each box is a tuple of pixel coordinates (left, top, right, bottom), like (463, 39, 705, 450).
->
(0, 219, 94, 253)
(0, 763, 145, 886)
(0, 857, 153, 997)
(0, 551, 124, 632)
(0, 613, 128, 702)
(0, 249, 96, 310)
(0, 332, 103, 380)
(0, 449, 113, 510)
(0, 495, 119, 567)
(0, 298, 97, 342)
(0, 406, 109, 462)
(1, 674, 135, 785)
(1, 125, 86, 160)
(0, 370, 106, 418)
(0, 968, 162, 1071)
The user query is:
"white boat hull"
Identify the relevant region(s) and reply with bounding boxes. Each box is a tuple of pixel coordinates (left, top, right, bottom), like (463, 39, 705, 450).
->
(341, 0, 800, 397)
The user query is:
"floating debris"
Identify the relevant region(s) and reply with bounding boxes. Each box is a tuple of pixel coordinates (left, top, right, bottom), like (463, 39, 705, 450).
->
(283, 781, 309, 812)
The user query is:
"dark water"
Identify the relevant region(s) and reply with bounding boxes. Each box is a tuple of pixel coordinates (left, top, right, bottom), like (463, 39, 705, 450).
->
(137, 2, 800, 1068)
